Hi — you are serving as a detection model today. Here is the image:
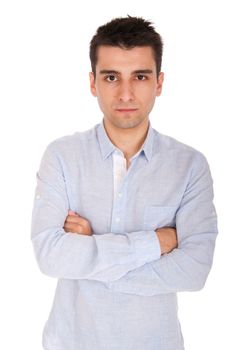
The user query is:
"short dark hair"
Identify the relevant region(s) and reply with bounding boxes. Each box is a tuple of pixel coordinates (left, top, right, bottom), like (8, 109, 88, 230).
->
(89, 15, 163, 80)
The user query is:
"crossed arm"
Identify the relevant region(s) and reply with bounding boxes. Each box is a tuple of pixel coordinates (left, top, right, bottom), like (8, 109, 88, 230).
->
(31, 143, 218, 295)
(64, 210, 178, 255)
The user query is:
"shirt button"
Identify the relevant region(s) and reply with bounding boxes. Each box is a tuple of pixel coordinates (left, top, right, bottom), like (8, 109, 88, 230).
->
(115, 217, 120, 222)
(118, 192, 122, 197)
(36, 194, 41, 199)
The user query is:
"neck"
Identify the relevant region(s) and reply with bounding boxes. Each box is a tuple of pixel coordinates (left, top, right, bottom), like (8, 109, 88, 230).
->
(103, 117, 149, 161)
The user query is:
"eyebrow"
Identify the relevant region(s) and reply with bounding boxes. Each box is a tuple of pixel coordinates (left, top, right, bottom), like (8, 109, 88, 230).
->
(99, 69, 154, 75)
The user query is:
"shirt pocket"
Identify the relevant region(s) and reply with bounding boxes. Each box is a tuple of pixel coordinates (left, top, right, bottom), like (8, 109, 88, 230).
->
(143, 206, 177, 230)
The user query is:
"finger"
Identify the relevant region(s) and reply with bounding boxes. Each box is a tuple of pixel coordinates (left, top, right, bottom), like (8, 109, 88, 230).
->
(63, 222, 83, 233)
(65, 215, 90, 225)
(68, 210, 79, 216)
(64, 227, 80, 233)
(64, 222, 81, 230)
(65, 215, 84, 223)
(64, 229, 81, 234)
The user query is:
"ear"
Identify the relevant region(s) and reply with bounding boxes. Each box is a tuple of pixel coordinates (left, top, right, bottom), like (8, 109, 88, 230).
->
(89, 72, 97, 97)
(156, 72, 164, 96)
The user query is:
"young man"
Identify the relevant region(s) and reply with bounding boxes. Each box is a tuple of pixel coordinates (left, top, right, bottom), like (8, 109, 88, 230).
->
(31, 16, 218, 350)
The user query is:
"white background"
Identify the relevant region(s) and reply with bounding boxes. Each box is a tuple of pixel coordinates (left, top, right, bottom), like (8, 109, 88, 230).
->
(0, 0, 231, 349)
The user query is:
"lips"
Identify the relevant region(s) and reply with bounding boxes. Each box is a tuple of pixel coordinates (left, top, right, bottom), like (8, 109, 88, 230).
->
(116, 108, 138, 112)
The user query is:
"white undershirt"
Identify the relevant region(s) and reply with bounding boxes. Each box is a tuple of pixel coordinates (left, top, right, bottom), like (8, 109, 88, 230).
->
(113, 147, 143, 197)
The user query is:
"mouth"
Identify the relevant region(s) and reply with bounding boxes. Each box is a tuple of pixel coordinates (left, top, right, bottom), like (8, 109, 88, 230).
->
(115, 108, 138, 112)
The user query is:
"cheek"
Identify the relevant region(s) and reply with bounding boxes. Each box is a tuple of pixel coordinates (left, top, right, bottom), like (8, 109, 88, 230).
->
(99, 89, 115, 105)
(96, 92, 112, 113)
(138, 87, 156, 107)
(136, 82, 156, 96)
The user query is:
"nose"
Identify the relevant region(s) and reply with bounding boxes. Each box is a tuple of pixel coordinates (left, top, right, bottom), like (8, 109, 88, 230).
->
(117, 80, 135, 102)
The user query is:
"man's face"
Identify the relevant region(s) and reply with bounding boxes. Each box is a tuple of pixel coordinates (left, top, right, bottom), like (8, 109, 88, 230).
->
(89, 45, 164, 129)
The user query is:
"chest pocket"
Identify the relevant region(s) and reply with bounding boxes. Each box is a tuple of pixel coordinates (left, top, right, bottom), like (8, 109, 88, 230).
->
(143, 206, 177, 230)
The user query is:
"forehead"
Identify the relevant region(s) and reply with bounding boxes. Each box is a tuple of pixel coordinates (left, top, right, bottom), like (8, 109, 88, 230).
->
(96, 45, 156, 72)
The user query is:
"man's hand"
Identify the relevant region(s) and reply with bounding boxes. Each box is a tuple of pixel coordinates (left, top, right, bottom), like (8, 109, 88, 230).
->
(63, 210, 93, 236)
(156, 227, 178, 255)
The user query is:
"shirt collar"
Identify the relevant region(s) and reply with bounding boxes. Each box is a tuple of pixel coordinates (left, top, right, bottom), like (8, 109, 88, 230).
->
(96, 118, 157, 162)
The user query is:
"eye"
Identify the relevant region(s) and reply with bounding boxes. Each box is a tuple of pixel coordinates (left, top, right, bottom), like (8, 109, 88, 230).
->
(105, 75, 118, 82)
(136, 75, 147, 81)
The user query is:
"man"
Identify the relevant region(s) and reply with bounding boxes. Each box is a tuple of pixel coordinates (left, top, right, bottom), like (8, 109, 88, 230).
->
(31, 16, 218, 350)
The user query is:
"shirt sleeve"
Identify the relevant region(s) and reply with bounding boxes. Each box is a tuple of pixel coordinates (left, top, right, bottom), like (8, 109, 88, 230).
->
(107, 152, 218, 296)
(31, 143, 161, 282)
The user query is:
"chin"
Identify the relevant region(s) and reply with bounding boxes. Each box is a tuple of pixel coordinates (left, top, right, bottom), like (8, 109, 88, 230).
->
(112, 118, 144, 129)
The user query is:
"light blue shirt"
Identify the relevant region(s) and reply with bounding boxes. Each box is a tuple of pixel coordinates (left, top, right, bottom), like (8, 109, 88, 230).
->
(31, 119, 218, 350)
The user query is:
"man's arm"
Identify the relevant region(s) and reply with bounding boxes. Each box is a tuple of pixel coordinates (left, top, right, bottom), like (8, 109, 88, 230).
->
(31, 142, 161, 283)
(107, 153, 218, 296)
(63, 211, 178, 253)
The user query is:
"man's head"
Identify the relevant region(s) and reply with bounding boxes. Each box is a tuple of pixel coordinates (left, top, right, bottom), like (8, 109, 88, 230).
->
(89, 15, 163, 81)
(89, 16, 164, 130)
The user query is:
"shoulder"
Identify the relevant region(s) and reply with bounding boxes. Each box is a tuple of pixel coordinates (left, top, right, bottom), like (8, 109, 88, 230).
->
(156, 129, 206, 157)
(44, 124, 99, 156)
(153, 128, 210, 171)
